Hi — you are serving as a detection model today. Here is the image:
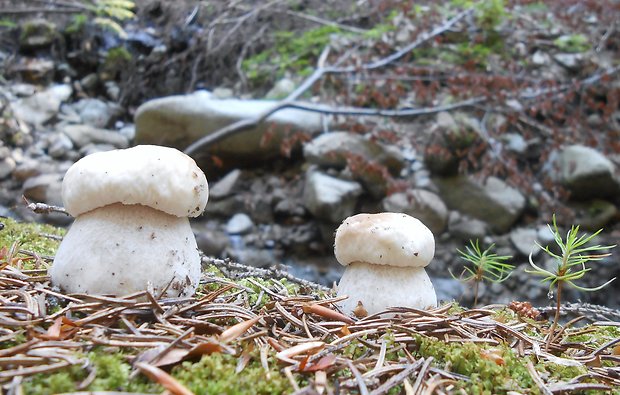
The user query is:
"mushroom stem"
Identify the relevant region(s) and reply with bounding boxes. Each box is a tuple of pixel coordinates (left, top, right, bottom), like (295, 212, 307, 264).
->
(50, 203, 201, 297)
(336, 262, 437, 316)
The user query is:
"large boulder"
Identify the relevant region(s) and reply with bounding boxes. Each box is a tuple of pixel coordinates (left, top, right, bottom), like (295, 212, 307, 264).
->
(303, 169, 362, 223)
(134, 92, 324, 169)
(303, 131, 405, 174)
(434, 175, 526, 233)
(381, 190, 448, 234)
(303, 131, 405, 198)
(552, 145, 620, 200)
(10, 84, 72, 125)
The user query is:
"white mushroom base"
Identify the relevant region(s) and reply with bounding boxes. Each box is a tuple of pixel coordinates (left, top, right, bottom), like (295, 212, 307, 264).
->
(50, 203, 201, 297)
(336, 262, 437, 316)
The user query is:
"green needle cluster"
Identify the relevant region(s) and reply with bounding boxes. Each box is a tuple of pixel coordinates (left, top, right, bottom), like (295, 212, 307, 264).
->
(452, 240, 514, 306)
(526, 215, 616, 293)
(526, 214, 616, 348)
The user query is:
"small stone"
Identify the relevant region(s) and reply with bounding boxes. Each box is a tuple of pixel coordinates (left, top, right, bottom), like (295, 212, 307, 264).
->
(212, 87, 234, 99)
(0, 157, 16, 179)
(226, 213, 254, 234)
(210, 169, 242, 200)
(303, 170, 362, 223)
(62, 124, 129, 149)
(47, 133, 74, 158)
(531, 50, 551, 66)
(448, 212, 489, 241)
(509, 227, 540, 257)
(266, 78, 296, 100)
(22, 173, 63, 204)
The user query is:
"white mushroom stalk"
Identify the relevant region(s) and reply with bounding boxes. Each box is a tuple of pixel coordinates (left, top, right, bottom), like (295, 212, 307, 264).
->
(334, 212, 437, 316)
(50, 145, 209, 298)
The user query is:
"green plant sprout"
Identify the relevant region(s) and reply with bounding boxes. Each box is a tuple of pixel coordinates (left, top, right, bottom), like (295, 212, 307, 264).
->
(451, 240, 514, 306)
(525, 215, 616, 350)
(68, 0, 135, 38)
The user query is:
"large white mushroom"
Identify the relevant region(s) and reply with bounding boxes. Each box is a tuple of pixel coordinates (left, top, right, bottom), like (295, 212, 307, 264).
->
(50, 145, 208, 297)
(335, 212, 437, 316)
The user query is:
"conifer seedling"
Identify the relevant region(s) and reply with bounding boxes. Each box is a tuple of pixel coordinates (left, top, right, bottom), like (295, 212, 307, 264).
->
(526, 215, 616, 349)
(451, 240, 514, 306)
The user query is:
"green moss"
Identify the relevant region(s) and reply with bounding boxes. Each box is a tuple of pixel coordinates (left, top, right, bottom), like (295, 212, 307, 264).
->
(554, 34, 590, 53)
(22, 351, 159, 394)
(172, 351, 294, 394)
(0, 217, 64, 262)
(103, 46, 132, 74)
(243, 25, 342, 86)
(66, 14, 88, 34)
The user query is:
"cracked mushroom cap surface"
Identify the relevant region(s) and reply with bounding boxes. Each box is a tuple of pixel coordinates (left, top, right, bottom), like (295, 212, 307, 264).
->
(334, 212, 435, 268)
(62, 145, 208, 217)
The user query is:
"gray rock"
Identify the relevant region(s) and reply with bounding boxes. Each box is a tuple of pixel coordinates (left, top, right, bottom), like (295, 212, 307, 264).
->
(382, 190, 448, 234)
(210, 169, 242, 200)
(118, 124, 136, 141)
(509, 227, 541, 257)
(569, 200, 618, 231)
(303, 131, 405, 174)
(10, 84, 72, 125)
(47, 132, 74, 158)
(104, 81, 121, 101)
(212, 87, 234, 99)
(205, 197, 245, 217)
(531, 50, 551, 66)
(71, 98, 122, 128)
(22, 173, 63, 204)
(229, 248, 276, 268)
(304, 131, 405, 198)
(193, 227, 230, 256)
(500, 133, 527, 154)
(0, 156, 15, 179)
(436, 175, 525, 233)
(79, 143, 119, 157)
(432, 277, 465, 303)
(80, 74, 99, 91)
(10, 83, 36, 97)
(266, 78, 296, 99)
(19, 19, 57, 48)
(303, 170, 362, 223)
(134, 92, 324, 168)
(12, 158, 42, 182)
(553, 53, 583, 70)
(448, 212, 489, 241)
(226, 213, 254, 234)
(62, 124, 129, 149)
(553, 144, 620, 200)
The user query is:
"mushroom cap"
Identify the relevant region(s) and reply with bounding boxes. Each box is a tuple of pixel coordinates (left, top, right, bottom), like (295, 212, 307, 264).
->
(334, 212, 435, 268)
(62, 145, 208, 217)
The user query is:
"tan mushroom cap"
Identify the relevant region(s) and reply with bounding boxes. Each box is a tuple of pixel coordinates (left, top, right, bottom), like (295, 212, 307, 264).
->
(62, 145, 208, 217)
(334, 212, 435, 268)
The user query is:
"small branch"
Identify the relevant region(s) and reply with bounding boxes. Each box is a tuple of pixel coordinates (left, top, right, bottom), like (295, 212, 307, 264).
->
(284, 10, 369, 34)
(23, 197, 70, 217)
(184, 96, 483, 155)
(184, 9, 474, 155)
(526, 361, 553, 395)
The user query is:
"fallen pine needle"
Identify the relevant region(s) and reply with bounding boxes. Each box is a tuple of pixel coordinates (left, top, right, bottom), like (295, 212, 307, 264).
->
(135, 362, 194, 395)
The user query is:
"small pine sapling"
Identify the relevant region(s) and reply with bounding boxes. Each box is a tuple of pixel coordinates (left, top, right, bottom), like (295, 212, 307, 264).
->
(451, 240, 514, 306)
(525, 215, 616, 350)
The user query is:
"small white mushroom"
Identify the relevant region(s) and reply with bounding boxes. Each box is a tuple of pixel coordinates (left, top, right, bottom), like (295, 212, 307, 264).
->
(50, 145, 208, 297)
(334, 212, 437, 316)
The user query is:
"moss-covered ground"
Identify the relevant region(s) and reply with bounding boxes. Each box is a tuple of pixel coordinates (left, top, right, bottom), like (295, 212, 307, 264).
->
(1, 217, 619, 394)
